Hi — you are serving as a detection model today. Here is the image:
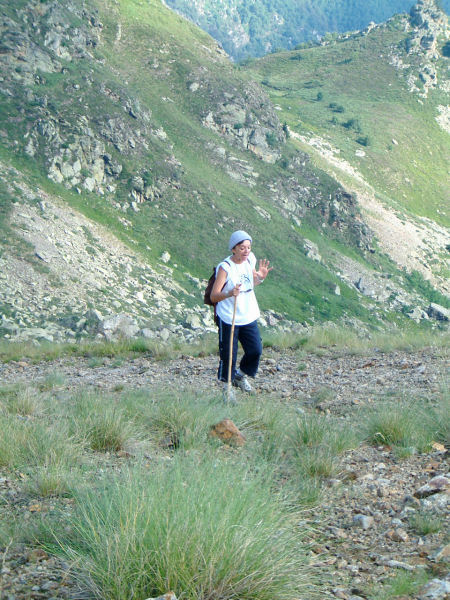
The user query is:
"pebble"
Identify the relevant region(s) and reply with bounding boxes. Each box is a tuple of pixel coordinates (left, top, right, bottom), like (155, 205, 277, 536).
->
(352, 515, 374, 530)
(386, 528, 410, 543)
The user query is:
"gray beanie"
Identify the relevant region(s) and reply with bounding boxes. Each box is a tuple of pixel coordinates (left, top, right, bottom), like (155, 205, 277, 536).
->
(228, 230, 252, 251)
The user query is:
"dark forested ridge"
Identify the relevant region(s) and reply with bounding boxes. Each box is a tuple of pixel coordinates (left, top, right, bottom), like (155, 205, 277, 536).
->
(164, 0, 450, 59)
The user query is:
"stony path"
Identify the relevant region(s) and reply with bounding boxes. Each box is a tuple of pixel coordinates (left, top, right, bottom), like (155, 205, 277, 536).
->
(0, 347, 446, 404)
(0, 347, 448, 599)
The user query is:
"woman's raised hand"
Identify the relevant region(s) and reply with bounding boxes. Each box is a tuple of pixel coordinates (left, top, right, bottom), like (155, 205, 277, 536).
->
(258, 259, 273, 280)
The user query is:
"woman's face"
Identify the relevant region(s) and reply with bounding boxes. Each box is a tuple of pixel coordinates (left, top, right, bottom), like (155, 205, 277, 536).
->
(232, 240, 251, 262)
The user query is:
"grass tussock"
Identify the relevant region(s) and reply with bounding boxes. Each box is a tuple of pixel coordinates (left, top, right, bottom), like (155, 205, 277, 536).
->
(0, 385, 42, 417)
(373, 570, 430, 600)
(141, 391, 221, 451)
(0, 414, 80, 470)
(301, 325, 450, 355)
(409, 511, 443, 536)
(287, 413, 360, 483)
(66, 391, 139, 453)
(47, 456, 314, 600)
(364, 402, 436, 454)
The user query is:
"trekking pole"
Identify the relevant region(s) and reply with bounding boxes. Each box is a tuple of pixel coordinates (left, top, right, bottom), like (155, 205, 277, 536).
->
(227, 294, 237, 402)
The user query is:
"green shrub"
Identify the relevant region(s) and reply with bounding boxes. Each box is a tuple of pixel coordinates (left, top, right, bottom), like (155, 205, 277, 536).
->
(265, 131, 278, 147)
(342, 118, 361, 132)
(356, 135, 370, 146)
(328, 102, 345, 113)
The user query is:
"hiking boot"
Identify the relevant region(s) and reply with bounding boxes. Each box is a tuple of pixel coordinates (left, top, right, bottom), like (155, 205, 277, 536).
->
(233, 372, 252, 393)
(222, 383, 237, 404)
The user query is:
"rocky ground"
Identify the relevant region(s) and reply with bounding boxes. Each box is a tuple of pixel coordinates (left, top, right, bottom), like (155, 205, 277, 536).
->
(0, 346, 448, 600)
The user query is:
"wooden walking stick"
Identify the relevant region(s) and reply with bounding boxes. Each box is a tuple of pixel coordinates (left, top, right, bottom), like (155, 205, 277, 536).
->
(227, 294, 237, 402)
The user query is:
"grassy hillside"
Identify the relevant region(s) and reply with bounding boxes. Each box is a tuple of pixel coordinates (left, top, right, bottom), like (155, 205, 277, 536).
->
(244, 15, 449, 228)
(0, 0, 448, 342)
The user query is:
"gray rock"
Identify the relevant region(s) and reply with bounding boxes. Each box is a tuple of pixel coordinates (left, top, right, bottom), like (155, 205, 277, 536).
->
(421, 493, 449, 511)
(429, 544, 450, 563)
(141, 328, 156, 339)
(304, 239, 321, 262)
(185, 314, 202, 330)
(100, 314, 140, 340)
(414, 475, 449, 498)
(355, 277, 375, 297)
(427, 303, 450, 321)
(407, 306, 429, 322)
(159, 328, 171, 342)
(417, 577, 450, 600)
(352, 514, 374, 530)
(83, 177, 96, 192)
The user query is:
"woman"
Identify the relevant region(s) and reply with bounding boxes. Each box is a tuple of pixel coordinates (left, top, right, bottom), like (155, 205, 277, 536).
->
(210, 230, 272, 402)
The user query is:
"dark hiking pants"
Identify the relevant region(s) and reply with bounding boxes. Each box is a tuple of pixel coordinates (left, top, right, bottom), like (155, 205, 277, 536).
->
(217, 317, 262, 383)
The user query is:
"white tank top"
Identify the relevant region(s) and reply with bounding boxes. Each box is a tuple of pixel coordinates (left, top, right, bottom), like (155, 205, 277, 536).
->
(215, 252, 260, 326)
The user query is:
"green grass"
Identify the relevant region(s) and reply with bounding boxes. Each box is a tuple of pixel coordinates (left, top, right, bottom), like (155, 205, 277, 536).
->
(44, 456, 314, 600)
(364, 402, 436, 454)
(0, 353, 447, 599)
(409, 511, 443, 536)
(0, 385, 41, 417)
(372, 570, 430, 600)
(0, 334, 218, 363)
(1, 325, 446, 366)
(0, 413, 81, 471)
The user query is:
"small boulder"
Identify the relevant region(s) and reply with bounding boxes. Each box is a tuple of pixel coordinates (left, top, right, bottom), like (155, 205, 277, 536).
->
(414, 475, 449, 499)
(427, 303, 450, 321)
(417, 578, 450, 600)
(209, 419, 245, 447)
(352, 515, 374, 530)
(386, 528, 409, 542)
(100, 313, 140, 340)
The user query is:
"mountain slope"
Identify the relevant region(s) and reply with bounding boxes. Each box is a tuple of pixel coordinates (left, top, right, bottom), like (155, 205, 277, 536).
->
(0, 0, 447, 343)
(244, 0, 450, 295)
(163, 0, 450, 60)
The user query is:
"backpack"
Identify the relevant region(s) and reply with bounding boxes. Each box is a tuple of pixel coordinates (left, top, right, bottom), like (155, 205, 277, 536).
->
(203, 259, 230, 306)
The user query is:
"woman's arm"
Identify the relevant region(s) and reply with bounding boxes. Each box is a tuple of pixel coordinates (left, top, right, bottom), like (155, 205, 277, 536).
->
(210, 266, 240, 304)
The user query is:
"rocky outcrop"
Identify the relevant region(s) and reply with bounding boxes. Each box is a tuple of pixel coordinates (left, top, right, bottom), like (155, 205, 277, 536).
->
(200, 82, 286, 163)
(390, 0, 450, 97)
(0, 0, 179, 213)
(427, 303, 450, 321)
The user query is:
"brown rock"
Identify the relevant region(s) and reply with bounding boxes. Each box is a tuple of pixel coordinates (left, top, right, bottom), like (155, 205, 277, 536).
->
(429, 544, 450, 562)
(414, 475, 449, 499)
(209, 419, 246, 447)
(386, 528, 410, 542)
(27, 548, 49, 562)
